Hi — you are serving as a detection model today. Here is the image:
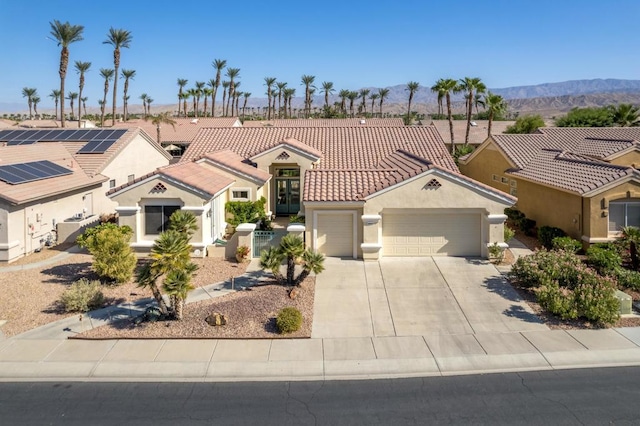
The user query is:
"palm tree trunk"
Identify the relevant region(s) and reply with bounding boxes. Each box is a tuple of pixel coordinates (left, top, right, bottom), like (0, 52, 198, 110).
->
(488, 111, 493, 138)
(446, 93, 455, 155)
(59, 47, 68, 127)
(294, 270, 309, 286)
(465, 92, 473, 145)
(112, 50, 119, 125)
(286, 256, 295, 285)
(150, 284, 169, 315)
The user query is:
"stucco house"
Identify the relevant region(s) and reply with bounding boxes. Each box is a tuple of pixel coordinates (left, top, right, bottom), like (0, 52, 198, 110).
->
(108, 126, 515, 260)
(0, 128, 171, 262)
(458, 127, 640, 244)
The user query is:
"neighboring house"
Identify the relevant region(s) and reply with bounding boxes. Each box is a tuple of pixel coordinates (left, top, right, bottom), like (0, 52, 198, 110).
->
(427, 120, 516, 147)
(0, 128, 171, 262)
(242, 118, 406, 127)
(458, 127, 640, 244)
(109, 126, 515, 260)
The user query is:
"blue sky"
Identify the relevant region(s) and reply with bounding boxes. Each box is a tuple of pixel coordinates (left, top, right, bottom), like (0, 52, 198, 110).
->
(1, 0, 639, 109)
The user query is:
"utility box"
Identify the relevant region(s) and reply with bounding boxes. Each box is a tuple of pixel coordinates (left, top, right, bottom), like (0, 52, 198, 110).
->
(615, 290, 632, 315)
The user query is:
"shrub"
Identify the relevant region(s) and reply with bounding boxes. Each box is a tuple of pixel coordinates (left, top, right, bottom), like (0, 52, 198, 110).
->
(534, 278, 578, 320)
(586, 246, 622, 276)
(519, 218, 537, 236)
(573, 274, 619, 325)
(76, 223, 137, 283)
(289, 214, 306, 224)
(504, 208, 524, 222)
(276, 307, 303, 334)
(488, 243, 504, 262)
(615, 268, 640, 291)
(552, 236, 582, 253)
(510, 249, 583, 289)
(538, 226, 566, 249)
(504, 226, 515, 243)
(225, 197, 267, 226)
(60, 279, 105, 312)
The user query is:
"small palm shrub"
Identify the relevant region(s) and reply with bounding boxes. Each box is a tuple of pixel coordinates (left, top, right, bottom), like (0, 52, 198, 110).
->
(538, 226, 566, 249)
(552, 236, 582, 253)
(276, 307, 302, 334)
(60, 278, 105, 312)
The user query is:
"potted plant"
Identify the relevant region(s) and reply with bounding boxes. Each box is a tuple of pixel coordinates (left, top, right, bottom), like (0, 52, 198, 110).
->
(236, 245, 250, 263)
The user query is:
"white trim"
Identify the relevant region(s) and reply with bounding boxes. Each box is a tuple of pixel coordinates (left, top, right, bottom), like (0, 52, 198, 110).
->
(582, 174, 640, 197)
(199, 158, 270, 185)
(0, 240, 20, 250)
(581, 236, 615, 243)
(115, 206, 141, 213)
(236, 223, 257, 232)
(181, 206, 207, 213)
(486, 242, 509, 249)
(287, 224, 306, 232)
(230, 187, 252, 201)
(304, 201, 365, 207)
(361, 243, 382, 252)
(250, 141, 321, 162)
(313, 210, 358, 259)
(487, 214, 508, 224)
(361, 214, 382, 225)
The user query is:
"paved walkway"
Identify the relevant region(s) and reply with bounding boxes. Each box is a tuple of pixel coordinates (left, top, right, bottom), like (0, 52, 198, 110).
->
(0, 245, 83, 273)
(2, 245, 640, 382)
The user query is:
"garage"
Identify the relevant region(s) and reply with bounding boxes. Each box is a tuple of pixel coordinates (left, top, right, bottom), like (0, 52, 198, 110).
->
(382, 212, 481, 257)
(315, 212, 355, 257)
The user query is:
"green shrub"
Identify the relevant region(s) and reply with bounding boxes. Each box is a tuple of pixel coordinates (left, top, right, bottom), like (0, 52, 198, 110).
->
(504, 208, 524, 222)
(538, 226, 566, 249)
(276, 307, 302, 334)
(504, 226, 515, 243)
(534, 278, 578, 320)
(225, 197, 267, 226)
(586, 246, 622, 276)
(510, 249, 583, 289)
(519, 218, 537, 236)
(552, 236, 582, 253)
(60, 279, 105, 312)
(289, 214, 306, 224)
(573, 274, 619, 325)
(76, 223, 137, 283)
(615, 268, 640, 291)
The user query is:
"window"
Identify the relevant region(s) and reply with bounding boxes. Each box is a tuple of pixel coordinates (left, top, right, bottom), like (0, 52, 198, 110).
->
(276, 168, 300, 177)
(231, 188, 251, 201)
(510, 180, 517, 188)
(145, 205, 180, 235)
(609, 201, 640, 233)
(109, 179, 116, 188)
(492, 174, 499, 182)
(128, 174, 135, 183)
(510, 188, 517, 196)
(501, 177, 509, 185)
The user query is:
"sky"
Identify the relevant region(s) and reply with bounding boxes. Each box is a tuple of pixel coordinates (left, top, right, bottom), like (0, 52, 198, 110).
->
(1, 0, 639, 110)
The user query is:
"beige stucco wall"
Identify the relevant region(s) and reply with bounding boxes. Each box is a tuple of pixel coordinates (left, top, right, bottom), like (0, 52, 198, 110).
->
(609, 151, 640, 167)
(586, 180, 640, 241)
(458, 140, 514, 194)
(303, 203, 364, 258)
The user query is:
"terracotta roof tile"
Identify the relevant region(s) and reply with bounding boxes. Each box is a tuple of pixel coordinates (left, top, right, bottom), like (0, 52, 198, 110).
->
(242, 118, 405, 127)
(429, 120, 517, 145)
(201, 150, 271, 184)
(303, 169, 398, 201)
(111, 117, 241, 144)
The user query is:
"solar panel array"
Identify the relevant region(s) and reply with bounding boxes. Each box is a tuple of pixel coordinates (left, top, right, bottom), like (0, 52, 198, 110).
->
(0, 129, 127, 153)
(0, 160, 73, 185)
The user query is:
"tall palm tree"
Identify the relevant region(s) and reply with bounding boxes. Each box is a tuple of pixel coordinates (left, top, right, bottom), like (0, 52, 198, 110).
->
(263, 77, 276, 120)
(483, 91, 507, 137)
(225, 68, 240, 117)
(611, 103, 640, 127)
(430, 79, 447, 116)
(21, 87, 37, 119)
(221, 81, 229, 117)
(347, 91, 358, 117)
(139, 93, 149, 118)
(370, 92, 379, 117)
(187, 88, 198, 117)
(121, 69, 136, 121)
(176, 78, 188, 117)
(67, 92, 78, 120)
(242, 92, 251, 119)
(103, 27, 132, 125)
(202, 87, 212, 116)
(145, 111, 176, 145)
(436, 78, 461, 152)
(301, 75, 315, 118)
(194, 81, 206, 117)
(50, 20, 84, 127)
(179, 92, 189, 118)
(405, 81, 420, 124)
(359, 88, 370, 115)
(276, 81, 287, 118)
(81, 96, 88, 117)
(459, 77, 486, 145)
(146, 97, 153, 115)
(338, 89, 349, 114)
(284, 87, 295, 118)
(321, 81, 335, 108)
(74, 61, 91, 127)
(378, 88, 390, 117)
(232, 82, 242, 116)
(49, 89, 61, 121)
(99, 68, 114, 126)
(211, 59, 227, 117)
(32, 96, 41, 117)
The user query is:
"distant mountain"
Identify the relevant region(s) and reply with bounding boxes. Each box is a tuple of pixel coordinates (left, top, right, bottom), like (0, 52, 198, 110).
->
(491, 79, 640, 99)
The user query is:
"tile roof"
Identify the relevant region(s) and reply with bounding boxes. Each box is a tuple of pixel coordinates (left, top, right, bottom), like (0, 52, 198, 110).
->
(249, 136, 323, 161)
(111, 117, 241, 144)
(241, 118, 405, 127)
(429, 120, 516, 145)
(183, 126, 457, 171)
(0, 144, 106, 204)
(201, 150, 272, 184)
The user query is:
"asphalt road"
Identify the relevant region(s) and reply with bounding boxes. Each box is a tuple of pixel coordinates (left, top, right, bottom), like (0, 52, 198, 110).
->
(1, 367, 640, 425)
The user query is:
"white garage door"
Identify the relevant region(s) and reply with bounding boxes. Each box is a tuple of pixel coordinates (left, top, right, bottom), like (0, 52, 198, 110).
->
(383, 213, 480, 257)
(316, 213, 354, 257)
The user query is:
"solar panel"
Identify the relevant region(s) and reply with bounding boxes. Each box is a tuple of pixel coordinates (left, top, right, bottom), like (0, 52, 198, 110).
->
(65, 129, 91, 140)
(24, 130, 52, 141)
(1, 128, 128, 152)
(0, 160, 72, 184)
(6, 140, 37, 146)
(0, 130, 23, 141)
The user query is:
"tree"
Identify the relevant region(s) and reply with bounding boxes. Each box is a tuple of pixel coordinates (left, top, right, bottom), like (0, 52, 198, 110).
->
(555, 107, 614, 127)
(202, 87, 212, 116)
(32, 96, 40, 117)
(610, 104, 640, 127)
(378, 88, 389, 117)
(225, 68, 240, 117)
(437, 79, 460, 153)
(179, 92, 189, 118)
(370, 92, 379, 117)
(21, 87, 37, 119)
(50, 20, 84, 127)
(260, 234, 325, 286)
(338, 89, 349, 114)
(139, 93, 149, 118)
(242, 92, 251, 119)
(301, 75, 315, 118)
(621, 226, 640, 271)
(194, 81, 205, 117)
(276, 82, 287, 118)
(505, 114, 546, 134)
(145, 112, 176, 145)
(211, 59, 226, 117)
(187, 88, 197, 117)
(146, 97, 153, 114)
(264, 77, 276, 120)
(359, 88, 370, 115)
(405, 81, 420, 124)
(99, 68, 114, 126)
(430, 80, 447, 116)
(81, 96, 88, 117)
(347, 91, 358, 117)
(76, 223, 137, 283)
(103, 27, 132, 126)
(283, 88, 295, 118)
(459, 77, 486, 145)
(67, 92, 78, 120)
(221, 81, 229, 117)
(176, 78, 188, 117)
(483, 92, 507, 137)
(49, 89, 61, 121)
(121, 69, 136, 121)
(321, 81, 334, 109)
(74, 61, 91, 126)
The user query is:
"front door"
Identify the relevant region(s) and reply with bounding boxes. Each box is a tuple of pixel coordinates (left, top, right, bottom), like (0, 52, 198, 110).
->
(275, 178, 300, 215)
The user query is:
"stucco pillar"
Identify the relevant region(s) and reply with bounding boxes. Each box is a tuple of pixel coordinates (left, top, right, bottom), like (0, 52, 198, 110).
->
(115, 206, 141, 242)
(485, 213, 508, 258)
(361, 214, 382, 261)
(287, 223, 306, 245)
(235, 223, 256, 258)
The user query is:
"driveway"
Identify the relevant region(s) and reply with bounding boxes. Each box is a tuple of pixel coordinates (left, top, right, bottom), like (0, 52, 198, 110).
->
(312, 257, 548, 338)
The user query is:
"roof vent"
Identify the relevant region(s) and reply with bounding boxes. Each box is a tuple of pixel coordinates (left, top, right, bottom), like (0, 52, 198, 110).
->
(470, 121, 477, 127)
(424, 179, 442, 190)
(360, 119, 366, 125)
(190, 118, 199, 124)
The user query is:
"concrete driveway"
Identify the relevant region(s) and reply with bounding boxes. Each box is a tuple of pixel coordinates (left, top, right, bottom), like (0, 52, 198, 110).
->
(312, 257, 548, 338)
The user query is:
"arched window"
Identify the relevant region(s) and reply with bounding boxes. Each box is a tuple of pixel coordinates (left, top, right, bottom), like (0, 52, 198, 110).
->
(609, 199, 640, 234)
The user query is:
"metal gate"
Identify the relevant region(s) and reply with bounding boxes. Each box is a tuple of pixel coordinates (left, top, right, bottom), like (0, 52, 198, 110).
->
(253, 230, 277, 257)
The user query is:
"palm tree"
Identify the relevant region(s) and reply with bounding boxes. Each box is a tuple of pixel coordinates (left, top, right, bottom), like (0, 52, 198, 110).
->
(50, 20, 84, 127)
(378, 88, 390, 117)
(176, 78, 188, 117)
(221, 81, 229, 117)
(430, 79, 447, 116)
(611, 104, 640, 127)
(321, 81, 334, 108)
(103, 27, 133, 125)
(338, 89, 349, 114)
(146, 97, 153, 114)
(435, 78, 461, 153)
(81, 96, 88, 117)
(369, 92, 379, 117)
(145, 111, 176, 145)
(284, 88, 296, 118)
(263, 77, 276, 120)
(67, 92, 78, 120)
(49, 89, 61, 121)
(259, 234, 325, 286)
(21, 87, 37, 119)
(225, 68, 240, 117)
(301, 75, 315, 118)
(187, 88, 198, 117)
(460, 77, 486, 145)
(276, 82, 287, 118)
(99, 68, 114, 126)
(232, 82, 242, 116)
(211, 59, 227, 117)
(179, 92, 189, 118)
(483, 91, 507, 137)
(139, 93, 148, 118)
(359, 88, 370, 115)
(405, 81, 420, 124)
(242, 92, 251, 119)
(32, 96, 41, 118)
(121, 69, 136, 121)
(202, 87, 212, 116)
(194, 81, 205, 117)
(74, 61, 91, 127)
(347, 91, 358, 118)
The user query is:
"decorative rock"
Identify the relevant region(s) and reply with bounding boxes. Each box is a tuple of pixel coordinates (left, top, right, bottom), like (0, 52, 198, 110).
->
(289, 287, 299, 300)
(205, 312, 228, 326)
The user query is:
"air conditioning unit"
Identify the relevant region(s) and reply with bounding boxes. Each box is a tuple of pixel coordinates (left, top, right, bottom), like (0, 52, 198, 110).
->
(73, 213, 83, 220)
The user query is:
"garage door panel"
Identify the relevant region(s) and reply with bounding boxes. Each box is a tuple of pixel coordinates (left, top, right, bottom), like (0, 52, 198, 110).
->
(383, 214, 480, 257)
(316, 213, 354, 257)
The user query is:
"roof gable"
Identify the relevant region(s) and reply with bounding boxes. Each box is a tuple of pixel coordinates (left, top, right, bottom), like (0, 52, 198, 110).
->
(200, 150, 271, 184)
